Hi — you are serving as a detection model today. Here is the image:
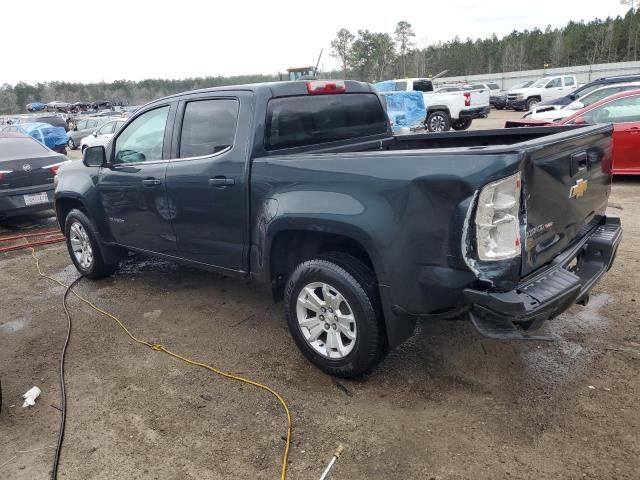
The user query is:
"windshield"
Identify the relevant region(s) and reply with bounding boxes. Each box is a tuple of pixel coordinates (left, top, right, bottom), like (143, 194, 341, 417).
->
(509, 81, 533, 91)
(573, 83, 603, 99)
(531, 78, 550, 88)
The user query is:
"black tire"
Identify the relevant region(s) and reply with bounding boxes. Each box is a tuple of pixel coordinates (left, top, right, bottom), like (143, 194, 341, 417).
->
(64, 208, 117, 279)
(426, 111, 451, 133)
(526, 97, 539, 111)
(451, 118, 472, 131)
(284, 254, 386, 378)
(495, 105, 505, 110)
(67, 137, 76, 150)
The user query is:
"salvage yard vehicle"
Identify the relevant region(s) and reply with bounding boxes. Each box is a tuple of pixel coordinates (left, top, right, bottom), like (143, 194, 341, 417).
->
(506, 89, 640, 175)
(67, 117, 111, 150)
(535, 73, 640, 109)
(507, 74, 578, 111)
(524, 82, 640, 121)
(376, 78, 490, 132)
(0, 132, 67, 219)
(79, 119, 126, 152)
(54, 80, 622, 377)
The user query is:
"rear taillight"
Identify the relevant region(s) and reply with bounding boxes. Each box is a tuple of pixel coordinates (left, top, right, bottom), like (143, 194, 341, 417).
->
(307, 80, 346, 95)
(464, 92, 471, 107)
(475, 172, 522, 261)
(0, 170, 11, 181)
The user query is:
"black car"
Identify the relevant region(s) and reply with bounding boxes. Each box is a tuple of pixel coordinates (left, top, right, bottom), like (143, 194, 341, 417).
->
(0, 132, 67, 219)
(537, 74, 640, 108)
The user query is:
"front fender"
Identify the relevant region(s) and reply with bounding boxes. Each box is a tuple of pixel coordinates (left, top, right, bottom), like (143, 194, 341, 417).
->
(55, 164, 113, 243)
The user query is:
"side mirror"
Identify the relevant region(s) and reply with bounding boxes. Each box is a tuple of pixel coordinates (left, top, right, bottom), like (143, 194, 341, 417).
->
(572, 116, 586, 125)
(92, 131, 98, 137)
(568, 93, 576, 100)
(83, 146, 106, 167)
(571, 101, 585, 110)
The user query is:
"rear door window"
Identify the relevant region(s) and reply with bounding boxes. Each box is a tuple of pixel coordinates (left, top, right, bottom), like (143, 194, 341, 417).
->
(179, 99, 239, 158)
(564, 76, 576, 86)
(265, 94, 388, 150)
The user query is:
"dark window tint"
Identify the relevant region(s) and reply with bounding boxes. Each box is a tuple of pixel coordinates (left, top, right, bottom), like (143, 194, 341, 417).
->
(265, 94, 388, 150)
(412, 79, 433, 92)
(179, 99, 239, 158)
(0, 137, 48, 161)
(488, 83, 500, 90)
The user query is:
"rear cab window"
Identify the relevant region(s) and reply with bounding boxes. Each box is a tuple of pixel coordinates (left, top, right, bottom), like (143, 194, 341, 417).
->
(265, 94, 388, 151)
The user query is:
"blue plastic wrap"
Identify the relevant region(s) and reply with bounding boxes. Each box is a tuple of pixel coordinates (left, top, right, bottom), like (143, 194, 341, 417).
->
(372, 80, 397, 93)
(15, 122, 68, 149)
(380, 91, 426, 131)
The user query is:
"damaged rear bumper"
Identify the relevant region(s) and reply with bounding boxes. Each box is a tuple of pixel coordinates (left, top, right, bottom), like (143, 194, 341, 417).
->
(463, 216, 622, 339)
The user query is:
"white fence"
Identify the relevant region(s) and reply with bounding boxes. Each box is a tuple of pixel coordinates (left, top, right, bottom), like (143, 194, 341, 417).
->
(436, 61, 640, 89)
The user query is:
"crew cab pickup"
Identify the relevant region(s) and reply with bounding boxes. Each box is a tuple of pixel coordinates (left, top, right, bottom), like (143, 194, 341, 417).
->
(383, 78, 490, 132)
(55, 80, 622, 378)
(508, 74, 579, 111)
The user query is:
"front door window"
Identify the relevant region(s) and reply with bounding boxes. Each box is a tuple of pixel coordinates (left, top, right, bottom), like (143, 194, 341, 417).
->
(114, 106, 169, 164)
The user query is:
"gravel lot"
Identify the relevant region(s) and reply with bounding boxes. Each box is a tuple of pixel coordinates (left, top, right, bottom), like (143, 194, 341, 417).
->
(1, 110, 638, 479)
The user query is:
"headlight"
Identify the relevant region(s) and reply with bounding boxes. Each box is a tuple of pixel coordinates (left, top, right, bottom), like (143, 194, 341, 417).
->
(475, 173, 522, 261)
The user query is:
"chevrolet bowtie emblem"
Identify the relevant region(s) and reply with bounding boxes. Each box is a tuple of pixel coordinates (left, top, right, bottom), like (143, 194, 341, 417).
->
(569, 178, 588, 199)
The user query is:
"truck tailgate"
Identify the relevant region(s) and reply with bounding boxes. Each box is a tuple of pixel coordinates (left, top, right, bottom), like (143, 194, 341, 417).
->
(521, 124, 613, 275)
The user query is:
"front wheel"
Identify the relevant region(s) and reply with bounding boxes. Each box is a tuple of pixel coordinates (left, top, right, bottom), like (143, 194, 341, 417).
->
(526, 97, 539, 111)
(65, 209, 117, 279)
(67, 137, 76, 150)
(426, 111, 451, 133)
(451, 118, 472, 131)
(284, 255, 386, 378)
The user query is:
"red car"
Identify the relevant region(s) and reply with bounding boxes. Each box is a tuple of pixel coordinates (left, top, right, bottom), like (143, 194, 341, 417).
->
(506, 89, 640, 175)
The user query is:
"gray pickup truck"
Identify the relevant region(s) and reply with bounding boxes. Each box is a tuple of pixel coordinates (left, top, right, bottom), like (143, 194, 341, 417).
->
(54, 80, 622, 377)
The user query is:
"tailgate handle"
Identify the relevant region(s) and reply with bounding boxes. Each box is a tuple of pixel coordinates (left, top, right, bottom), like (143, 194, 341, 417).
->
(570, 151, 589, 176)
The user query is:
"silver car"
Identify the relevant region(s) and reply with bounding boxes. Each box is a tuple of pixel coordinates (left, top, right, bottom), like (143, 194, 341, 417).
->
(67, 117, 111, 150)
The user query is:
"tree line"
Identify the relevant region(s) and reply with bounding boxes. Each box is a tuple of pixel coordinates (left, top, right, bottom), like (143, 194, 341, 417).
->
(2, 8, 640, 115)
(0, 74, 277, 115)
(330, 8, 640, 82)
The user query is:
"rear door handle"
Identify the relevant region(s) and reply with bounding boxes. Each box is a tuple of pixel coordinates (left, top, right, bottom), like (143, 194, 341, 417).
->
(142, 178, 161, 186)
(208, 177, 235, 187)
(629, 127, 640, 134)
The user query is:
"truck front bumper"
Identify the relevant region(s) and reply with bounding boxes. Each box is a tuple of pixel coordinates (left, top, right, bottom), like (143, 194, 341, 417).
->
(459, 106, 490, 119)
(463, 216, 622, 339)
(507, 99, 527, 110)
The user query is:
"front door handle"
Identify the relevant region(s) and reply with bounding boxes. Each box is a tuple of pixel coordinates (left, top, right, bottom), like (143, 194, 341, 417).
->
(629, 127, 640, 134)
(142, 178, 161, 186)
(208, 177, 235, 187)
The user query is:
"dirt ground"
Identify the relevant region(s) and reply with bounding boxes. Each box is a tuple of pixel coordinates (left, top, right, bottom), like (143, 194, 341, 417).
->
(1, 110, 639, 479)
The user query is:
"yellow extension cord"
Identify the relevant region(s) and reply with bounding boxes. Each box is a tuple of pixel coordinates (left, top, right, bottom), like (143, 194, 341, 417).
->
(30, 247, 292, 480)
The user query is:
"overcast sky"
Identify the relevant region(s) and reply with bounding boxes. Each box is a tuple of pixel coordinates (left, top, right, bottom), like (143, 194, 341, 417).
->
(1, 0, 632, 85)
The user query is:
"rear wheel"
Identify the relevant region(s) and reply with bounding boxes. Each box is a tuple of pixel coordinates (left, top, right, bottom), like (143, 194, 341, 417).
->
(65, 209, 117, 279)
(284, 254, 386, 378)
(426, 111, 451, 133)
(451, 118, 472, 131)
(67, 137, 76, 150)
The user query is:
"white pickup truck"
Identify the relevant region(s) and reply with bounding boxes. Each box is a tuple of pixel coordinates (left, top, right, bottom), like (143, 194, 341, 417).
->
(387, 78, 490, 132)
(507, 74, 578, 111)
